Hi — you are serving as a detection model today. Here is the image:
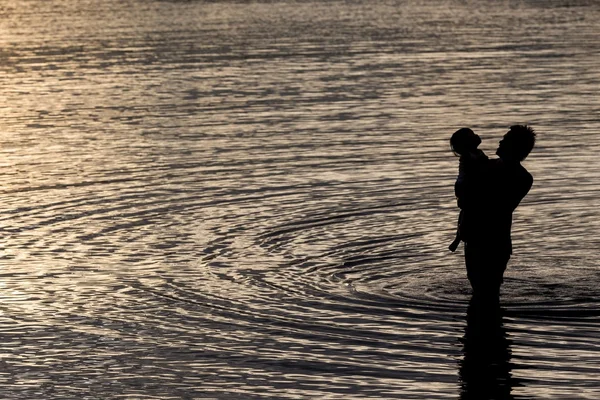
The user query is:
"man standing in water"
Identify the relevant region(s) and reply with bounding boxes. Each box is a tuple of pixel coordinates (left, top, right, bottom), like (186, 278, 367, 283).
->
(460, 125, 536, 299)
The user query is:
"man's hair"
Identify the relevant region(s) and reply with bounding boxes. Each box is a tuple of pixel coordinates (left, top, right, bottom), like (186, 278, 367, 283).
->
(506, 125, 536, 161)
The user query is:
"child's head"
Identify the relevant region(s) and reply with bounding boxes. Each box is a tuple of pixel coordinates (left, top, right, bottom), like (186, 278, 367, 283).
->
(450, 128, 481, 156)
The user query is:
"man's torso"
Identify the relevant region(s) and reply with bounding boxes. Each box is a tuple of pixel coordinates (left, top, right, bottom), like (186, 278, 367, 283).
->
(460, 158, 533, 254)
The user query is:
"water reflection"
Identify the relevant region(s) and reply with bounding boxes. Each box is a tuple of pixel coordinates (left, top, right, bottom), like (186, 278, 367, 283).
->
(1, 0, 600, 397)
(459, 297, 516, 400)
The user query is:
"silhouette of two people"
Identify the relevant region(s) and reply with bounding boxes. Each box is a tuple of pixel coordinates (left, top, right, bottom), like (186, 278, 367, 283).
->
(450, 125, 536, 299)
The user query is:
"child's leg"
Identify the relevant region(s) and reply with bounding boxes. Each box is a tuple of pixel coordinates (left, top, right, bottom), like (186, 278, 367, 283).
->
(448, 210, 463, 252)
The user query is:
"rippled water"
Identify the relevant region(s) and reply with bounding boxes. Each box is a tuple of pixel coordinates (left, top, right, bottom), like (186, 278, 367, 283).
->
(1, 0, 600, 398)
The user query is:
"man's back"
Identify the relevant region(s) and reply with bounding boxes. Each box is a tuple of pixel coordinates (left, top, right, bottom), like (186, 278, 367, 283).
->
(462, 158, 533, 255)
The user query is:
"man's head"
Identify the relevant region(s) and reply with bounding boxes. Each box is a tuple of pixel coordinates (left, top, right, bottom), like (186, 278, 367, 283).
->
(496, 125, 536, 162)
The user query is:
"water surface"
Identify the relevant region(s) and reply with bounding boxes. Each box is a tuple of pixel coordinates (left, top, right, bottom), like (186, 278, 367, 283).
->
(1, 0, 600, 398)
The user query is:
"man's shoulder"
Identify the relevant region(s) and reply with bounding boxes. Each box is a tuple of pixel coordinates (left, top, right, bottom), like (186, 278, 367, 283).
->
(486, 158, 505, 176)
(492, 159, 532, 177)
(511, 164, 533, 196)
(490, 159, 533, 190)
(517, 164, 533, 183)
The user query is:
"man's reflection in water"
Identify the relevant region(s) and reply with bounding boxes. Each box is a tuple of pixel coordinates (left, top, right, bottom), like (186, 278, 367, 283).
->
(459, 296, 515, 400)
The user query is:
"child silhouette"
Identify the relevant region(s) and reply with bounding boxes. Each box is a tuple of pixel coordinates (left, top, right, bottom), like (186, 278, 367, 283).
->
(449, 128, 488, 252)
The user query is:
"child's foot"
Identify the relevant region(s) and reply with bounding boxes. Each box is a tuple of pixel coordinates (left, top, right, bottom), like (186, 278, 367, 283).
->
(448, 239, 460, 252)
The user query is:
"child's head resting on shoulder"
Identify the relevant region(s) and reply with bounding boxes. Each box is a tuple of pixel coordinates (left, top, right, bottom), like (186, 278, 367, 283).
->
(450, 128, 481, 156)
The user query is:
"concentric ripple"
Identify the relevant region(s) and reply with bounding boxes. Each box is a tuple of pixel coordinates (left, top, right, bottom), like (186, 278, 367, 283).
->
(1, 0, 600, 398)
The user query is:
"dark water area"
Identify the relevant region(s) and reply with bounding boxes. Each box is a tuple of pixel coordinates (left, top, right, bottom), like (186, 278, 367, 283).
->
(1, 0, 600, 398)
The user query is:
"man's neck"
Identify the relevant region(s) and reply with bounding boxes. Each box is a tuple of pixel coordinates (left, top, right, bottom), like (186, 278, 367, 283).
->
(499, 156, 521, 167)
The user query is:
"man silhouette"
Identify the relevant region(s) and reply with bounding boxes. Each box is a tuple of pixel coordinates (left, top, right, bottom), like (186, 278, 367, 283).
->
(459, 125, 536, 299)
